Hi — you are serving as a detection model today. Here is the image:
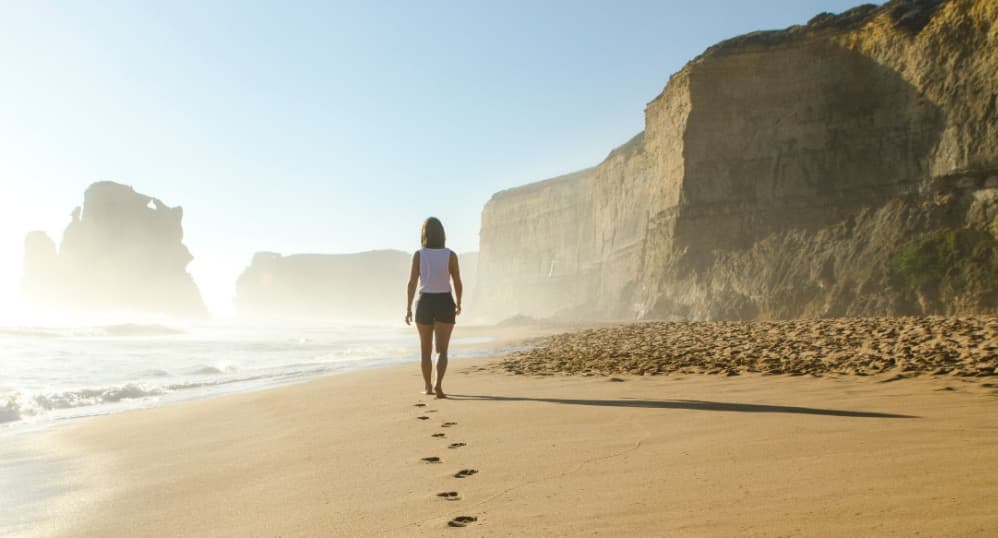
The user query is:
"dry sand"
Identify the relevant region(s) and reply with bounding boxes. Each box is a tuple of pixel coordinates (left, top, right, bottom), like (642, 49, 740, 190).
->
(25, 319, 998, 537)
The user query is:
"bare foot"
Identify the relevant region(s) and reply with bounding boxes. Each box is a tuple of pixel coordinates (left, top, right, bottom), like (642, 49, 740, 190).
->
(435, 387, 447, 399)
(424, 386, 434, 395)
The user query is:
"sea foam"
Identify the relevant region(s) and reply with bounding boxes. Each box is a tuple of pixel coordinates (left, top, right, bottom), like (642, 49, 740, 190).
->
(0, 321, 426, 432)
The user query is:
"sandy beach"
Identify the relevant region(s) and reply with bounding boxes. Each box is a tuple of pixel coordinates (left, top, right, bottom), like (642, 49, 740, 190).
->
(5, 0, 996, 535)
(21, 318, 998, 537)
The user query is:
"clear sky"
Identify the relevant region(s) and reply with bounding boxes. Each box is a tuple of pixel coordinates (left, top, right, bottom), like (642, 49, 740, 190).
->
(2, 0, 877, 315)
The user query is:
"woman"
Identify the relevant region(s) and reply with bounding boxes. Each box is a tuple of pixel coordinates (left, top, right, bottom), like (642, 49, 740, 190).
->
(405, 217, 462, 398)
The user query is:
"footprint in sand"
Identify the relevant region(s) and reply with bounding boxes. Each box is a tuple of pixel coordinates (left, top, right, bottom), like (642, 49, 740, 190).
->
(436, 491, 460, 501)
(417, 416, 430, 420)
(432, 433, 446, 438)
(425, 409, 438, 413)
(448, 516, 477, 528)
(441, 422, 457, 428)
(448, 442, 466, 449)
(453, 469, 477, 478)
(413, 403, 427, 407)
(421, 456, 442, 464)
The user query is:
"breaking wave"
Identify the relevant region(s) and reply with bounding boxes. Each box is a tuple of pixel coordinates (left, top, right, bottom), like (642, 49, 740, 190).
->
(1, 384, 165, 423)
(0, 363, 384, 426)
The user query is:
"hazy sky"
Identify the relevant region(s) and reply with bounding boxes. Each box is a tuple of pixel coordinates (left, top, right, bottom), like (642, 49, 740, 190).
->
(2, 0, 875, 315)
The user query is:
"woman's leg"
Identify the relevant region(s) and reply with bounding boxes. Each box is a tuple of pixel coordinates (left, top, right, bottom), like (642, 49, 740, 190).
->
(433, 322, 455, 398)
(417, 323, 434, 394)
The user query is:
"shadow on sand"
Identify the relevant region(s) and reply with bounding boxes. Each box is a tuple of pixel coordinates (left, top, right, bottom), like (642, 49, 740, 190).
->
(447, 394, 918, 419)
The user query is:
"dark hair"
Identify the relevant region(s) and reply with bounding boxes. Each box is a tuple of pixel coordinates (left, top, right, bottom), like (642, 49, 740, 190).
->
(421, 217, 446, 249)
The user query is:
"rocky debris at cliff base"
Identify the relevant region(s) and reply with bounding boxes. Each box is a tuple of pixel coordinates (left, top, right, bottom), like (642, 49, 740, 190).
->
(495, 316, 998, 379)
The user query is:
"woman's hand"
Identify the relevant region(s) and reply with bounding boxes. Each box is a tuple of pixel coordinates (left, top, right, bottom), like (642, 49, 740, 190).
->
(405, 309, 413, 325)
(455, 304, 462, 316)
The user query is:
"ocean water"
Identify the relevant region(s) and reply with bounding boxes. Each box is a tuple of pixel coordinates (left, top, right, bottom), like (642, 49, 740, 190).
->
(0, 319, 495, 435)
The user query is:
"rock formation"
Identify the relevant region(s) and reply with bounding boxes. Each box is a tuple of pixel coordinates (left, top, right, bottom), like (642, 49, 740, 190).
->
(236, 249, 477, 321)
(20, 181, 207, 316)
(476, 0, 997, 322)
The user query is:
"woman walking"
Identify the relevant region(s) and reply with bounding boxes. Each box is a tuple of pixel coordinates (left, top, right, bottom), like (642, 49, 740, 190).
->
(405, 217, 462, 398)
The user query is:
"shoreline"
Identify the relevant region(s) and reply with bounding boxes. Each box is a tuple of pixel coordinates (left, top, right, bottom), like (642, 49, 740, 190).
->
(0, 321, 571, 438)
(24, 352, 998, 536)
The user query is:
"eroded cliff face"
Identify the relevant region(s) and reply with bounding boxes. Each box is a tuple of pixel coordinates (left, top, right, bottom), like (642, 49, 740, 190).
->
(476, 0, 997, 322)
(20, 181, 207, 316)
(477, 169, 596, 320)
(236, 249, 477, 322)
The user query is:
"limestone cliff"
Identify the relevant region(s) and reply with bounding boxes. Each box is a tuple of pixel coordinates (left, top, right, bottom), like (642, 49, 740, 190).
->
(478, 168, 597, 318)
(476, 0, 997, 322)
(20, 181, 207, 316)
(236, 249, 477, 321)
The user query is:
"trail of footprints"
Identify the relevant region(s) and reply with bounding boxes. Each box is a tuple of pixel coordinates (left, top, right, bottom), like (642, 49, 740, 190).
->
(414, 400, 479, 529)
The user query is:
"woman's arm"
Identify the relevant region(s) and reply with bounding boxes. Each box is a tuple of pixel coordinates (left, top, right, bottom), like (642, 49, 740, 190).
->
(449, 251, 462, 316)
(405, 251, 419, 325)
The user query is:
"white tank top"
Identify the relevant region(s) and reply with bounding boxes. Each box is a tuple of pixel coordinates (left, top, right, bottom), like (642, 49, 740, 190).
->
(418, 248, 452, 293)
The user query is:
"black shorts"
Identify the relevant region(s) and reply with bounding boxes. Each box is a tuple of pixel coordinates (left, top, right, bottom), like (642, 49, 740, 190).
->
(415, 292, 456, 325)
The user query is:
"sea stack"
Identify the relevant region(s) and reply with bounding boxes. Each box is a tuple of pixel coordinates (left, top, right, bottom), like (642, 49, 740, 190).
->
(235, 250, 478, 321)
(235, 250, 413, 321)
(20, 181, 208, 316)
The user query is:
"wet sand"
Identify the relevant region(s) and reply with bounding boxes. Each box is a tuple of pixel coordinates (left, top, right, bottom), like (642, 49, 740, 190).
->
(28, 317, 998, 536)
